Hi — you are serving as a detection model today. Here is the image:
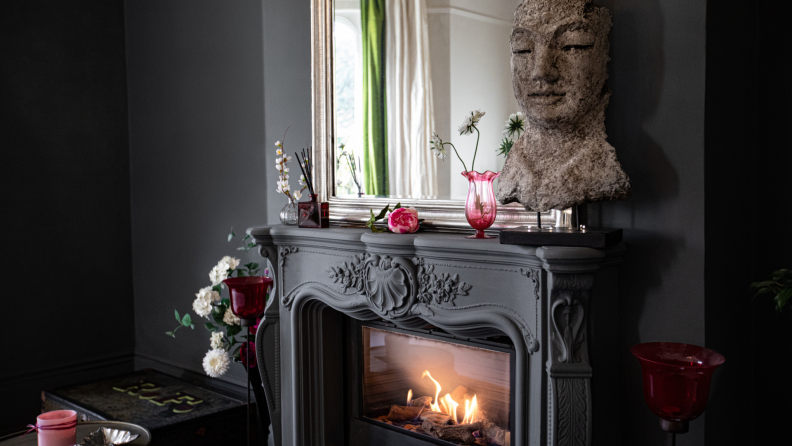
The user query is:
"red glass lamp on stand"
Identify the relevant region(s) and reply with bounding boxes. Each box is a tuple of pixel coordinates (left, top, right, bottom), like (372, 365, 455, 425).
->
(223, 275, 273, 446)
(631, 342, 725, 446)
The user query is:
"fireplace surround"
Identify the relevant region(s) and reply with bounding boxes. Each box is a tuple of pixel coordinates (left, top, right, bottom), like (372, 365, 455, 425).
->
(251, 226, 624, 446)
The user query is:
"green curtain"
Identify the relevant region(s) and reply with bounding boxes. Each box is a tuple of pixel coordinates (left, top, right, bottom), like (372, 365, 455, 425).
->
(361, 0, 389, 196)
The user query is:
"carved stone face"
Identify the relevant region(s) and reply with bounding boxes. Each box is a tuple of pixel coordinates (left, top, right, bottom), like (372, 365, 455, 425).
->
(511, 0, 611, 128)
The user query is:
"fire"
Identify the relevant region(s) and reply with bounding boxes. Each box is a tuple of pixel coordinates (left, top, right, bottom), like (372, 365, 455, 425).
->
(407, 389, 412, 406)
(421, 370, 443, 412)
(418, 370, 480, 425)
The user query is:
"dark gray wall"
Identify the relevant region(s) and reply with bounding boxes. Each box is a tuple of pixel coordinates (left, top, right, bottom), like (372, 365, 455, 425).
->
(124, 0, 294, 387)
(592, 0, 707, 444)
(704, 1, 792, 445)
(0, 0, 134, 434)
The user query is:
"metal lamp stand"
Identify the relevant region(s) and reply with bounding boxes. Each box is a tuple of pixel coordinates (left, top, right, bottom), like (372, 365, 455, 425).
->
(241, 318, 256, 446)
(661, 419, 689, 446)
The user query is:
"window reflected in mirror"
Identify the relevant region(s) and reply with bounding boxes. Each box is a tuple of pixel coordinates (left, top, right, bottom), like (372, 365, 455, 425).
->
(333, 0, 522, 201)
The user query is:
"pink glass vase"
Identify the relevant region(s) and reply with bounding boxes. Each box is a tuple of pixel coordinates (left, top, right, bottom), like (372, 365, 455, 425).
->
(462, 171, 501, 239)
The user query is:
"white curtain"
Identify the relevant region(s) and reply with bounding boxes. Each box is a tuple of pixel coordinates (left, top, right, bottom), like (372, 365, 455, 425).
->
(385, 0, 437, 198)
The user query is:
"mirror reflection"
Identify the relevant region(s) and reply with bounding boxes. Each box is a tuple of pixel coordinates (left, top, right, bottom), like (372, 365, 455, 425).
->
(334, 0, 522, 200)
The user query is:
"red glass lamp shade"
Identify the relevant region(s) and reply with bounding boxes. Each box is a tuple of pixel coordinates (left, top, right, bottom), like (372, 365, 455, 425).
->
(631, 342, 725, 423)
(223, 276, 273, 325)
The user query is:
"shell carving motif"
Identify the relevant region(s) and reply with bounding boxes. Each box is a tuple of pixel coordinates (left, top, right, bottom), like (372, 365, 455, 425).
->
(366, 262, 408, 313)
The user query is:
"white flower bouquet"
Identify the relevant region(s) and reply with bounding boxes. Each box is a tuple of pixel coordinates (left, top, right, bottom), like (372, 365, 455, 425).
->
(274, 129, 308, 203)
(167, 229, 267, 378)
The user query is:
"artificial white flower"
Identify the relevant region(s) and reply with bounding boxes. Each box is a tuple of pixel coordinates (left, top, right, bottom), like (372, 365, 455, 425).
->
(275, 140, 282, 147)
(209, 264, 228, 285)
(459, 110, 485, 135)
(293, 190, 302, 201)
(502, 111, 526, 140)
(202, 348, 231, 378)
(220, 256, 240, 270)
(196, 286, 221, 303)
(276, 149, 282, 155)
(192, 294, 213, 318)
(299, 175, 307, 186)
(430, 132, 447, 159)
(283, 167, 290, 173)
(210, 332, 224, 349)
(275, 163, 283, 171)
(223, 308, 240, 325)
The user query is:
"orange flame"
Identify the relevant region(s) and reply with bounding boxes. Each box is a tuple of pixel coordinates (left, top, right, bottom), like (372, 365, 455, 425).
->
(421, 370, 442, 412)
(462, 394, 479, 424)
(421, 370, 480, 425)
(407, 389, 413, 406)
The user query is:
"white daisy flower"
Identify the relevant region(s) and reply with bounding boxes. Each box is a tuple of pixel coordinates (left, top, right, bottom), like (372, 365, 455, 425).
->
(220, 256, 240, 270)
(459, 110, 485, 135)
(210, 332, 224, 349)
(223, 308, 240, 326)
(202, 349, 230, 378)
(209, 264, 228, 286)
(192, 293, 213, 318)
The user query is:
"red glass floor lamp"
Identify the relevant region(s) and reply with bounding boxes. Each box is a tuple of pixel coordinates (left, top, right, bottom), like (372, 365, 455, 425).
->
(631, 342, 725, 446)
(223, 276, 272, 446)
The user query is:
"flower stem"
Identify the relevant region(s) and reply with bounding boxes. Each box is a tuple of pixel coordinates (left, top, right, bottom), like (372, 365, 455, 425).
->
(471, 126, 481, 172)
(445, 142, 468, 172)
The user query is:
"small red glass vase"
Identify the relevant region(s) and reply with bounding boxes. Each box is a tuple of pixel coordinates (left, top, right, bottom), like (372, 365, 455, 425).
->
(631, 342, 725, 442)
(223, 276, 273, 326)
(462, 170, 501, 239)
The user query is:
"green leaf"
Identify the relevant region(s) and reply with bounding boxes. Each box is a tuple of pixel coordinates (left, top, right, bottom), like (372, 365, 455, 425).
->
(394, 202, 402, 210)
(212, 311, 225, 324)
(205, 322, 217, 332)
(182, 313, 193, 327)
(228, 228, 235, 242)
(777, 288, 792, 311)
(165, 331, 174, 337)
(175, 310, 181, 323)
(221, 298, 230, 307)
(753, 287, 774, 298)
(212, 284, 222, 294)
(227, 325, 242, 338)
(243, 234, 250, 241)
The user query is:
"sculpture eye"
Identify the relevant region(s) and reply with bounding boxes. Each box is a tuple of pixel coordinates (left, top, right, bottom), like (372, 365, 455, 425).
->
(513, 49, 532, 54)
(562, 44, 593, 52)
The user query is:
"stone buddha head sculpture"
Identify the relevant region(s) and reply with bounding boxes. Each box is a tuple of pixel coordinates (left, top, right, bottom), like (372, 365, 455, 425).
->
(497, 0, 631, 212)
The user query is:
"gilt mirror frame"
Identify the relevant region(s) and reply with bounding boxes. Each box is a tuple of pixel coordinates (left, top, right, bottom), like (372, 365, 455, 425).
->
(311, 0, 559, 231)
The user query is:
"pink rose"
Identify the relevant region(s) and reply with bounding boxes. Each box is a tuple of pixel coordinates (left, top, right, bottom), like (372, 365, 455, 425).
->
(388, 207, 420, 234)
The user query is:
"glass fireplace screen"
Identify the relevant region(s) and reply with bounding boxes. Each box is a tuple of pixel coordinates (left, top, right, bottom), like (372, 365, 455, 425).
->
(362, 326, 511, 445)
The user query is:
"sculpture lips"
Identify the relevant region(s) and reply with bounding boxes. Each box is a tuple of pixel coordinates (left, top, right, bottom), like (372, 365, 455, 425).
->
(526, 92, 565, 104)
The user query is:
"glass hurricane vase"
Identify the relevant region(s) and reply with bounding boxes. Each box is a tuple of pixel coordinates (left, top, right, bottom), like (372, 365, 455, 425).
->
(462, 170, 501, 239)
(280, 200, 298, 225)
(222, 276, 273, 326)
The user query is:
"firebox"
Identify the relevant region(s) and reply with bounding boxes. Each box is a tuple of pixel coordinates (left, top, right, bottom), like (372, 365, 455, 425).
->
(358, 323, 514, 445)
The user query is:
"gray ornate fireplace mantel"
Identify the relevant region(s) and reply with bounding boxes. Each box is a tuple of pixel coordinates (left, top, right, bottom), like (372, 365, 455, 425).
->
(250, 225, 624, 446)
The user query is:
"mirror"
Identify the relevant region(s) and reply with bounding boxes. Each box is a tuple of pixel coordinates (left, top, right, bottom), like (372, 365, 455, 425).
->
(332, 0, 522, 200)
(312, 0, 556, 230)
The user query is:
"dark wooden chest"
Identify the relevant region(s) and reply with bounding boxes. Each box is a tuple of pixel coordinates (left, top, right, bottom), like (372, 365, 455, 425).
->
(41, 369, 250, 446)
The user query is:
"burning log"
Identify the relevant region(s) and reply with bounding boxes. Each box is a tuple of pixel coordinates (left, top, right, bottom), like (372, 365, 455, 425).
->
(421, 420, 482, 444)
(409, 396, 433, 408)
(418, 411, 453, 425)
(480, 420, 511, 446)
(387, 405, 425, 422)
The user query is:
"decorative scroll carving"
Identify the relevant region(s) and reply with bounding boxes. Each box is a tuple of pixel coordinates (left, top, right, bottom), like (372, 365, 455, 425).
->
(552, 296, 585, 364)
(555, 378, 587, 446)
(328, 255, 417, 318)
(520, 268, 541, 300)
(413, 257, 472, 306)
(328, 253, 369, 293)
(279, 246, 298, 268)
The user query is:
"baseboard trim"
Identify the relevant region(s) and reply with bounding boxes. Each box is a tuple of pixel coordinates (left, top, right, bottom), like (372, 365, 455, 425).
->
(1, 352, 135, 388)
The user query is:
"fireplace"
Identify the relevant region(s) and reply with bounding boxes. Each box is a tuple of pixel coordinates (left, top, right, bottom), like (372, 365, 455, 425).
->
(250, 226, 625, 446)
(359, 324, 513, 445)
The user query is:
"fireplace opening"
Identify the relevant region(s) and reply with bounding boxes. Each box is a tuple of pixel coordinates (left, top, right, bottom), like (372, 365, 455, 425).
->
(360, 324, 513, 445)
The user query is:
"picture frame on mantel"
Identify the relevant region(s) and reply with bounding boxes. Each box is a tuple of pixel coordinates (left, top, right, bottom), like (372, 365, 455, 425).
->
(309, 0, 564, 232)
